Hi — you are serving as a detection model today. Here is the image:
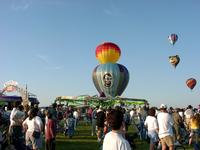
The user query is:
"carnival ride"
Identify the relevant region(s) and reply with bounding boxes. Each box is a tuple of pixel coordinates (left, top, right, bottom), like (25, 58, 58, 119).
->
(0, 80, 39, 106)
(55, 95, 148, 108)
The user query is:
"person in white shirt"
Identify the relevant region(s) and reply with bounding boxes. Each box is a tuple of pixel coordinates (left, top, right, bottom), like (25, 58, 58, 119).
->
(73, 109, 79, 130)
(184, 105, 194, 131)
(9, 101, 21, 134)
(144, 107, 159, 150)
(103, 109, 131, 150)
(9, 102, 26, 149)
(157, 104, 174, 150)
(23, 108, 43, 150)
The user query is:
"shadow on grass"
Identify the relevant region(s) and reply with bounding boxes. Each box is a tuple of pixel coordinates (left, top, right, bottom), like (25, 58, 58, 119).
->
(56, 140, 99, 150)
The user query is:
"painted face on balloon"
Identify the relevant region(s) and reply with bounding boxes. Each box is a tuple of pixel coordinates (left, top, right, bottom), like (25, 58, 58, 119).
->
(169, 55, 180, 68)
(103, 73, 112, 88)
(169, 56, 178, 65)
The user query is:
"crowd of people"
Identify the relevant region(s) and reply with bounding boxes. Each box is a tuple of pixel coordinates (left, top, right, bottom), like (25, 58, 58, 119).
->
(144, 104, 200, 150)
(0, 101, 57, 150)
(0, 101, 200, 150)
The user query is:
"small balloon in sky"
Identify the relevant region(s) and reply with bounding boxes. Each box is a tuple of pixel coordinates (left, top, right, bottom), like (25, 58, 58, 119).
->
(169, 55, 180, 68)
(168, 34, 178, 45)
(95, 42, 121, 64)
(186, 78, 197, 90)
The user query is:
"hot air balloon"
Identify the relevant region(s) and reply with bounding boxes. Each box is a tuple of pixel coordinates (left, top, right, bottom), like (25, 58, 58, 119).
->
(168, 34, 178, 45)
(169, 55, 180, 68)
(96, 42, 121, 64)
(186, 78, 197, 90)
(92, 63, 129, 97)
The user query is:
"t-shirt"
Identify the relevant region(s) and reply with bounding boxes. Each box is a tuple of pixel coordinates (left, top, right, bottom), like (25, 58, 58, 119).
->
(103, 131, 131, 150)
(45, 119, 56, 140)
(157, 112, 173, 138)
(184, 109, 194, 119)
(73, 111, 79, 119)
(172, 112, 182, 126)
(144, 116, 158, 132)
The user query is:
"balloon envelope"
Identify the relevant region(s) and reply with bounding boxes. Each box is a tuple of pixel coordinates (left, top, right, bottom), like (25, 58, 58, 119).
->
(92, 63, 129, 97)
(168, 34, 178, 45)
(186, 78, 197, 90)
(169, 55, 180, 68)
(96, 42, 121, 64)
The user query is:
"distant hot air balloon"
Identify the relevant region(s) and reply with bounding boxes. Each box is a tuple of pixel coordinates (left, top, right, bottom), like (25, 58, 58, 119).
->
(168, 34, 178, 45)
(169, 55, 180, 68)
(96, 42, 121, 64)
(186, 78, 197, 90)
(92, 63, 129, 97)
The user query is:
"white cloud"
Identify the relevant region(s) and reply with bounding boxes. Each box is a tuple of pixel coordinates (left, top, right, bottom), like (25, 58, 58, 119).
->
(36, 55, 49, 64)
(11, 0, 32, 11)
(103, 0, 124, 17)
(36, 54, 63, 70)
(46, 65, 63, 70)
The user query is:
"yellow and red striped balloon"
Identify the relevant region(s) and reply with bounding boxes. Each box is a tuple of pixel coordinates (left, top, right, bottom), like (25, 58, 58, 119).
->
(95, 42, 121, 64)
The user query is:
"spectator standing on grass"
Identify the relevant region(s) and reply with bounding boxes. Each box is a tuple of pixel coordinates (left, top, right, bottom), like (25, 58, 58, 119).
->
(87, 107, 93, 124)
(23, 108, 43, 150)
(73, 108, 79, 130)
(9, 102, 26, 150)
(96, 106, 106, 142)
(184, 105, 194, 131)
(123, 108, 130, 132)
(91, 106, 98, 136)
(45, 110, 56, 150)
(144, 107, 159, 150)
(188, 113, 200, 146)
(157, 104, 174, 150)
(172, 108, 182, 145)
(66, 113, 75, 138)
(103, 109, 131, 150)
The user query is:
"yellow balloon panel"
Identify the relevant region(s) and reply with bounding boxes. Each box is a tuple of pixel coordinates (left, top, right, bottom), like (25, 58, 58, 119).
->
(96, 49, 120, 64)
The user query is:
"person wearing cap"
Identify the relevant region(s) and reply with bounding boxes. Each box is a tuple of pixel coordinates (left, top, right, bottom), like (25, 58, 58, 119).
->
(184, 105, 194, 131)
(157, 104, 174, 150)
(172, 108, 182, 145)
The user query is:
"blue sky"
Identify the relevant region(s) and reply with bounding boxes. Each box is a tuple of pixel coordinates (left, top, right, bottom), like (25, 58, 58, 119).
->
(1, 0, 200, 107)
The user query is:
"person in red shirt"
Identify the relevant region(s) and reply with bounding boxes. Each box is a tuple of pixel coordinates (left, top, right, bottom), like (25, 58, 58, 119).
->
(45, 111, 56, 150)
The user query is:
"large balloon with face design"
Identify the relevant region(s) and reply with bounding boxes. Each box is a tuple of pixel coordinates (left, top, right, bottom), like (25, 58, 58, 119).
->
(92, 63, 129, 97)
(169, 55, 180, 68)
(96, 42, 121, 64)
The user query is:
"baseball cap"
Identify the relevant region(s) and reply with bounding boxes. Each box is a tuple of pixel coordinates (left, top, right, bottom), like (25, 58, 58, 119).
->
(160, 104, 167, 109)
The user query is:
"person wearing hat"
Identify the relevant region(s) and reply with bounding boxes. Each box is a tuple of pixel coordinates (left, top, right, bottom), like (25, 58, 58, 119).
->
(172, 108, 182, 145)
(184, 105, 194, 131)
(157, 104, 174, 150)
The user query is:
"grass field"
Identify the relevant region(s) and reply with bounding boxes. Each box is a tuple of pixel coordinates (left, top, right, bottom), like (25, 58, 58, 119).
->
(42, 121, 194, 150)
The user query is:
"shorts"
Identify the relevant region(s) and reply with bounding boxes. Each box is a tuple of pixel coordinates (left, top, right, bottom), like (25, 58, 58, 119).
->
(148, 131, 159, 144)
(190, 129, 200, 136)
(160, 135, 174, 147)
(189, 129, 200, 143)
